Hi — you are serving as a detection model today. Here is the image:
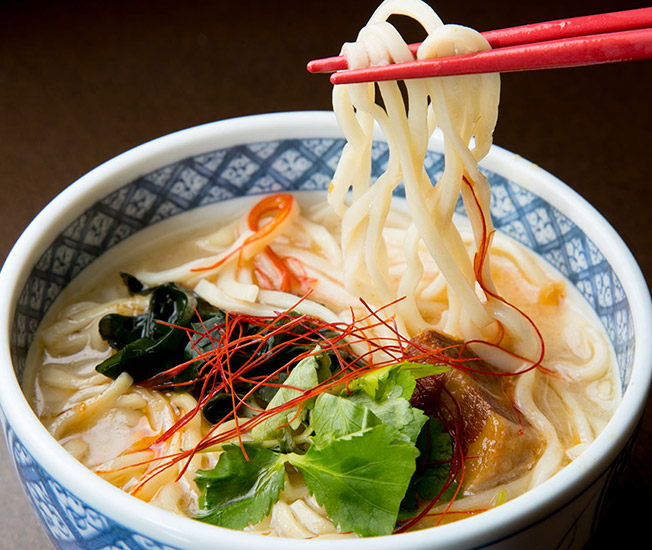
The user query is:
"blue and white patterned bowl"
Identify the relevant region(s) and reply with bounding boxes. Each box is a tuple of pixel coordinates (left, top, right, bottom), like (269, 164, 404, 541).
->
(0, 111, 650, 550)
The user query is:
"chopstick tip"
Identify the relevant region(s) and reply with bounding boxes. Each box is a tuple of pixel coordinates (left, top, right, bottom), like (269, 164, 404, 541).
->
(307, 55, 349, 74)
(306, 59, 320, 73)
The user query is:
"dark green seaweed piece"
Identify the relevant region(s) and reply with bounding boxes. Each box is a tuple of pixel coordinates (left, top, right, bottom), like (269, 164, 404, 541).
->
(96, 277, 222, 384)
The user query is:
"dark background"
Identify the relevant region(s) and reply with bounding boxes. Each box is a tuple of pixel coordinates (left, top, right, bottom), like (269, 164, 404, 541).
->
(1, 0, 650, 547)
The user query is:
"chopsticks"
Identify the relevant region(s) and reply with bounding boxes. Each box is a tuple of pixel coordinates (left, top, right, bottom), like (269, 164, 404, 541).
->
(307, 7, 652, 84)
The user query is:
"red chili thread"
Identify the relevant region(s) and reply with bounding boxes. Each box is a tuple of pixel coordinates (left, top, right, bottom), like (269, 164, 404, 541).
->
(461, 175, 547, 376)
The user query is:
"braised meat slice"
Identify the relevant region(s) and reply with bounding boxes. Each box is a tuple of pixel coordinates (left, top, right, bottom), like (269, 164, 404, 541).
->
(408, 330, 542, 492)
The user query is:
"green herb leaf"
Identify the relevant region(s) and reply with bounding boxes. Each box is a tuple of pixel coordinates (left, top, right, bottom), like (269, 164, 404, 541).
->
(338, 361, 441, 444)
(288, 424, 418, 537)
(348, 360, 449, 401)
(310, 392, 382, 448)
(251, 352, 330, 441)
(347, 389, 428, 444)
(412, 417, 458, 500)
(194, 442, 286, 529)
(399, 417, 458, 518)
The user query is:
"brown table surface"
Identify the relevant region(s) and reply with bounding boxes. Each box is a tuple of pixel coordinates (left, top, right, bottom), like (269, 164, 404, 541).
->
(1, 1, 650, 548)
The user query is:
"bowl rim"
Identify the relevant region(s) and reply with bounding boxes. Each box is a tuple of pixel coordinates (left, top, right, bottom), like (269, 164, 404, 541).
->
(0, 110, 650, 550)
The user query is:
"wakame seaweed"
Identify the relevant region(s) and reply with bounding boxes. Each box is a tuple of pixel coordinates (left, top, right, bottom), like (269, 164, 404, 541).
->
(96, 276, 222, 384)
(95, 275, 350, 424)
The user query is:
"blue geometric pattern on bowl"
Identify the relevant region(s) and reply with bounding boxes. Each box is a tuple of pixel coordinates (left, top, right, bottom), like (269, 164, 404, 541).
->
(11, 138, 634, 393)
(3, 409, 623, 550)
(4, 424, 182, 550)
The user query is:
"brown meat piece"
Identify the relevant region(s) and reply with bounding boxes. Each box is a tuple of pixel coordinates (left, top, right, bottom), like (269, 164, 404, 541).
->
(408, 330, 542, 493)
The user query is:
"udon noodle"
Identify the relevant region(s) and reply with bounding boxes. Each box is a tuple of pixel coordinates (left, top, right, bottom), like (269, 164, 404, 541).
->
(24, 0, 619, 539)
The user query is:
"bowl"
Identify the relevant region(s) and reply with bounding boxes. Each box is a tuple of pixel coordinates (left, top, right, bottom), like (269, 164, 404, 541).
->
(0, 111, 650, 550)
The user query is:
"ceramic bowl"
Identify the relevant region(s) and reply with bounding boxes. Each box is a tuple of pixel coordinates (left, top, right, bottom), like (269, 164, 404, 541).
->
(0, 111, 650, 550)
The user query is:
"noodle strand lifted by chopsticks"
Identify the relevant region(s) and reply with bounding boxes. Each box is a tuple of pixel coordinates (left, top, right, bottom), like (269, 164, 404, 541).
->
(329, 0, 544, 370)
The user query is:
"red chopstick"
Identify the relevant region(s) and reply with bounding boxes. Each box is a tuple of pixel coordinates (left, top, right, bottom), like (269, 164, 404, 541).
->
(306, 7, 652, 84)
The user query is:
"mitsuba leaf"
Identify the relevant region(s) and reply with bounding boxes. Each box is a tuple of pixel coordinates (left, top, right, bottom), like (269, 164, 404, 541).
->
(412, 417, 458, 500)
(399, 417, 458, 518)
(348, 361, 449, 402)
(194, 442, 286, 530)
(347, 389, 428, 444)
(251, 351, 330, 441)
(309, 392, 382, 448)
(288, 424, 418, 537)
(335, 362, 428, 445)
(348, 365, 415, 401)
